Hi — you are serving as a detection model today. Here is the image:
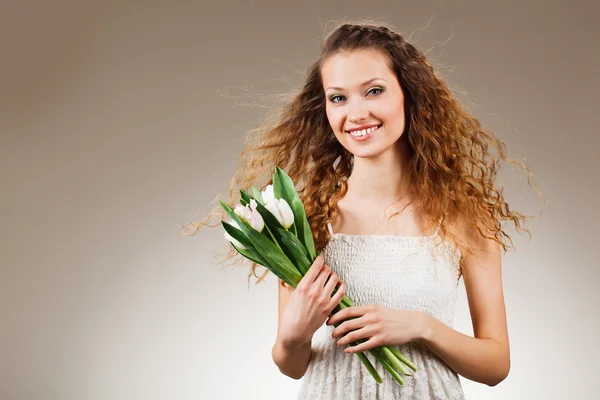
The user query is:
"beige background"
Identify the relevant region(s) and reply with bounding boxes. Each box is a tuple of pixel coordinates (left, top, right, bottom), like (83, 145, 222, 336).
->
(1, 1, 598, 399)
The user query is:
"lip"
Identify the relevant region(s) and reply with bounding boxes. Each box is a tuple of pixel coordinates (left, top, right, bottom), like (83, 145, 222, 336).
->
(345, 123, 381, 134)
(346, 124, 382, 142)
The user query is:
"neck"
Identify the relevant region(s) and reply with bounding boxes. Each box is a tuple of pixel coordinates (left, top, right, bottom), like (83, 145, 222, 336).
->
(345, 136, 413, 207)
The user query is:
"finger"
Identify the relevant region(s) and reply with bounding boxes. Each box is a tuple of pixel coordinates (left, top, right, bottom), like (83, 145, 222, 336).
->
(307, 254, 325, 278)
(344, 338, 377, 354)
(328, 282, 345, 312)
(323, 271, 339, 296)
(327, 305, 368, 326)
(314, 264, 331, 288)
(299, 254, 324, 288)
(336, 326, 371, 347)
(332, 314, 365, 339)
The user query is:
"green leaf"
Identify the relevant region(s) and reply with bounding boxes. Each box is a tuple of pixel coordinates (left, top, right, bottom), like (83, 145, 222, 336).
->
(224, 221, 294, 286)
(261, 222, 285, 254)
(230, 243, 293, 284)
(220, 201, 302, 288)
(240, 190, 251, 205)
(273, 166, 298, 208)
(292, 197, 316, 259)
(231, 242, 271, 269)
(251, 186, 264, 205)
(273, 166, 316, 259)
(274, 227, 312, 275)
(221, 221, 254, 250)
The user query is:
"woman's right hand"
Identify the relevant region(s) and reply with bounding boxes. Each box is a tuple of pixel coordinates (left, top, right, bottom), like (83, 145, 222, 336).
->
(278, 254, 346, 347)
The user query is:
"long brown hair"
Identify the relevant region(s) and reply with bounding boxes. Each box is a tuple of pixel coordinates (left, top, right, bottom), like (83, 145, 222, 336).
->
(183, 19, 544, 284)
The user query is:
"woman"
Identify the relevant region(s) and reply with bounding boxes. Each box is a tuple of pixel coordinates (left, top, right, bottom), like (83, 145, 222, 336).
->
(188, 20, 542, 399)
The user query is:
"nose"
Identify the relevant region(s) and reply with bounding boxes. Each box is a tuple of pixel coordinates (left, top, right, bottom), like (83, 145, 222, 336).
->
(348, 98, 369, 123)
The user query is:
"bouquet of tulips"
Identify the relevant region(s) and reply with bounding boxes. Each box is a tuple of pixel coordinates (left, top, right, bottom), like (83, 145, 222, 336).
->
(220, 166, 417, 386)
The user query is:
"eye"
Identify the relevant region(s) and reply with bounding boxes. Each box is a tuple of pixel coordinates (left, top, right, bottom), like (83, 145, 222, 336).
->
(328, 87, 383, 104)
(330, 95, 345, 103)
(367, 87, 384, 96)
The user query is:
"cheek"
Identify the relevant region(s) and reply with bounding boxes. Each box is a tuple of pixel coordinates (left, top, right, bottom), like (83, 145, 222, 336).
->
(326, 108, 343, 131)
(381, 102, 405, 127)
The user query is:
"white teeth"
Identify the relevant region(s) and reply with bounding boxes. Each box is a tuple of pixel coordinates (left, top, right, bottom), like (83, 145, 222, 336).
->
(349, 125, 379, 137)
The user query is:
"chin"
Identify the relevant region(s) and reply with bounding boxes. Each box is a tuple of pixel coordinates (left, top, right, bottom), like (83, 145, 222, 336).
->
(347, 147, 384, 159)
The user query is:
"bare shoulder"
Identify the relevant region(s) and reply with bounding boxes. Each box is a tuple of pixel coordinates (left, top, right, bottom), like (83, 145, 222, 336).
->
(329, 196, 351, 234)
(451, 212, 500, 262)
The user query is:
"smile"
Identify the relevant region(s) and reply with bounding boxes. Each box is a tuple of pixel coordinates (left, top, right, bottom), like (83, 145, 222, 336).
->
(346, 124, 381, 140)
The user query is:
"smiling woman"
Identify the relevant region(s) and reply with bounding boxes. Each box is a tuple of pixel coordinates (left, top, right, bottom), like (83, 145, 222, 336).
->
(323, 51, 406, 152)
(185, 18, 544, 400)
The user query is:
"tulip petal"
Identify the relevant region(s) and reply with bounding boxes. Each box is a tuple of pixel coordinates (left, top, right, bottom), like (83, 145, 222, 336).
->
(265, 201, 283, 225)
(234, 204, 252, 221)
(249, 199, 265, 232)
(262, 184, 276, 204)
(277, 199, 295, 229)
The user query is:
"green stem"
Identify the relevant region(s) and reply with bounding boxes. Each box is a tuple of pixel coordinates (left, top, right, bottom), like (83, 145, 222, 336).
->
(326, 296, 416, 386)
(380, 346, 410, 376)
(353, 347, 383, 384)
(370, 348, 405, 386)
(325, 299, 383, 383)
(388, 346, 417, 372)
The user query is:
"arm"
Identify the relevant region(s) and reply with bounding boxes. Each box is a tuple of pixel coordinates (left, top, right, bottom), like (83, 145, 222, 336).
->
(420, 220, 510, 386)
(271, 279, 312, 379)
(272, 336, 313, 380)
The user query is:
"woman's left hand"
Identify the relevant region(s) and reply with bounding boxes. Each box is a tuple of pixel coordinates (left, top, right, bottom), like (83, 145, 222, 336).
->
(326, 305, 429, 353)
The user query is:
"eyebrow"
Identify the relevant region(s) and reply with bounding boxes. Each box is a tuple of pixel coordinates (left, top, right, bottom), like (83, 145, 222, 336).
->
(325, 78, 386, 92)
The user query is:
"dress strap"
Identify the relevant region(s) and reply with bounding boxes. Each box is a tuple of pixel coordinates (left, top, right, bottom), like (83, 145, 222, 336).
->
(326, 222, 335, 236)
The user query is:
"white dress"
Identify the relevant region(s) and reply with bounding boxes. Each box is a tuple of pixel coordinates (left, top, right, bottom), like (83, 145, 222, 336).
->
(296, 223, 466, 400)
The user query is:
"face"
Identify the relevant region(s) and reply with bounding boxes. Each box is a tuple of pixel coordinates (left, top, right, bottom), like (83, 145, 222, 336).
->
(321, 48, 406, 159)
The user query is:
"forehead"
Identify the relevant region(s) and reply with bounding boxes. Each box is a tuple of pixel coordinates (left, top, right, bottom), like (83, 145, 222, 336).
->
(321, 48, 393, 87)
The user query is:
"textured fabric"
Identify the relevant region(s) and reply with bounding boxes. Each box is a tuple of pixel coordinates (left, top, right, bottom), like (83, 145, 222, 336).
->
(296, 223, 466, 400)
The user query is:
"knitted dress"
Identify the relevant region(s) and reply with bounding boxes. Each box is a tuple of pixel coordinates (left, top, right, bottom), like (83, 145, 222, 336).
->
(296, 223, 466, 400)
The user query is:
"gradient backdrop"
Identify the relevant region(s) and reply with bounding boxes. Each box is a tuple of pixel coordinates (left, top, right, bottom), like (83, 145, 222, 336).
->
(1, 1, 598, 399)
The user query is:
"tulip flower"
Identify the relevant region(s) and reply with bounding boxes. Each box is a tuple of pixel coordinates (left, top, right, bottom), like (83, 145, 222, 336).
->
(264, 198, 295, 229)
(234, 204, 251, 220)
(234, 199, 264, 232)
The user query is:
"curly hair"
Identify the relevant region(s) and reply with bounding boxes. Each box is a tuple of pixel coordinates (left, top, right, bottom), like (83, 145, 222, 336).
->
(183, 19, 544, 285)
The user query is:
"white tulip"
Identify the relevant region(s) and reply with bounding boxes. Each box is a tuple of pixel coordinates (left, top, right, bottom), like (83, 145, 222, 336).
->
(265, 198, 295, 229)
(233, 200, 264, 232)
(261, 184, 276, 204)
(234, 204, 252, 221)
(248, 199, 264, 232)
